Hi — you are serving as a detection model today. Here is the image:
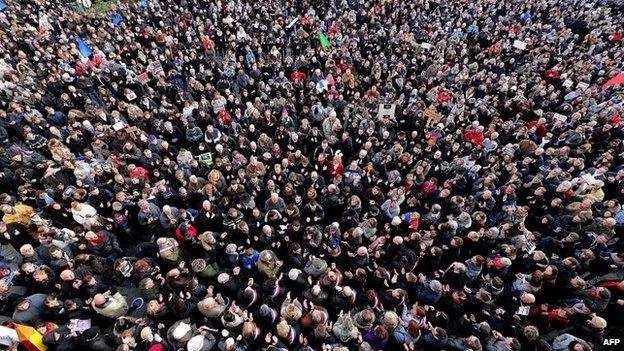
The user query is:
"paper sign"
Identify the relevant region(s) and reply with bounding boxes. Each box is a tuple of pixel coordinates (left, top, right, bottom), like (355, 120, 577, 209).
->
(377, 104, 396, 119)
(513, 40, 527, 50)
(516, 306, 530, 316)
(0, 326, 17, 346)
(420, 42, 433, 50)
(564, 92, 578, 101)
(112, 122, 126, 131)
(554, 113, 567, 122)
(149, 61, 164, 76)
(316, 80, 328, 92)
(286, 17, 299, 29)
(562, 79, 573, 88)
(72, 319, 91, 333)
(577, 82, 589, 90)
(138, 72, 149, 84)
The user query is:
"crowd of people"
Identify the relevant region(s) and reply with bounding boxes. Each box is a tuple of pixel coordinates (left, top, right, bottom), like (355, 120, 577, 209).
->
(0, 0, 623, 350)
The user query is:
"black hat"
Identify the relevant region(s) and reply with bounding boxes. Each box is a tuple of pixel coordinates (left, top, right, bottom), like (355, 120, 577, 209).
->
(82, 327, 100, 341)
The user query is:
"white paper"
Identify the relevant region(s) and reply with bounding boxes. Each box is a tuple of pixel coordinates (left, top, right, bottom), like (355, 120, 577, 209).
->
(420, 42, 433, 50)
(377, 104, 396, 119)
(577, 82, 590, 90)
(112, 121, 126, 131)
(513, 40, 527, 50)
(286, 17, 299, 29)
(516, 305, 530, 316)
(562, 79, 573, 87)
(554, 113, 567, 122)
(0, 326, 17, 346)
(73, 319, 91, 333)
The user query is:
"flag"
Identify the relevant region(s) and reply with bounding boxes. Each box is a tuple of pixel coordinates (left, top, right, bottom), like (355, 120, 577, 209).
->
(15, 325, 47, 351)
(112, 14, 122, 25)
(603, 73, 624, 89)
(0, 1, 7, 11)
(318, 32, 330, 49)
(76, 36, 93, 62)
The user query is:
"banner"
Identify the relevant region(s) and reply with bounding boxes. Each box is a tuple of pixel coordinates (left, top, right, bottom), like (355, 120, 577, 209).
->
(318, 32, 330, 49)
(512, 40, 527, 50)
(76, 37, 93, 60)
(603, 73, 624, 89)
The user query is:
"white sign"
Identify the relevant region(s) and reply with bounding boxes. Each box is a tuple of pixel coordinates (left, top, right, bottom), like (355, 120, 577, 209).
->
(562, 79, 574, 88)
(112, 121, 126, 131)
(286, 17, 299, 29)
(577, 82, 590, 90)
(378, 104, 396, 119)
(513, 40, 527, 50)
(149, 61, 164, 76)
(516, 305, 530, 316)
(420, 42, 433, 50)
(554, 113, 567, 122)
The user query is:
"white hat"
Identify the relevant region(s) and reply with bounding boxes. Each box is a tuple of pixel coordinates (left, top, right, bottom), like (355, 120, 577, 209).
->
(172, 322, 191, 341)
(187, 335, 205, 351)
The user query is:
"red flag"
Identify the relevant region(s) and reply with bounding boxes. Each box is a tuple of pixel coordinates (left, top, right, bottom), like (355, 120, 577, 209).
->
(602, 73, 624, 89)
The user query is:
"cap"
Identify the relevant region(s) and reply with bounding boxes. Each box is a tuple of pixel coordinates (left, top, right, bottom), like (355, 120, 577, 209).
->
(187, 335, 205, 351)
(172, 322, 191, 341)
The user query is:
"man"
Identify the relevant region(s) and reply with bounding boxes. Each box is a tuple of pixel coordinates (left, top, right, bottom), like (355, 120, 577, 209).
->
(91, 290, 129, 319)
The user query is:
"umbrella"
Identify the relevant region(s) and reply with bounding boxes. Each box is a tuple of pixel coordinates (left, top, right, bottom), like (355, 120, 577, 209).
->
(15, 325, 47, 351)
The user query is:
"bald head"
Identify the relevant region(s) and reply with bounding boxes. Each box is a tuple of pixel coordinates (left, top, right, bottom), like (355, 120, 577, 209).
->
(93, 293, 107, 306)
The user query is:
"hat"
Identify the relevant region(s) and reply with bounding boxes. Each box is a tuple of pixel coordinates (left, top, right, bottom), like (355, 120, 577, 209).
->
(187, 335, 205, 351)
(172, 322, 192, 341)
(148, 134, 157, 142)
(82, 327, 100, 341)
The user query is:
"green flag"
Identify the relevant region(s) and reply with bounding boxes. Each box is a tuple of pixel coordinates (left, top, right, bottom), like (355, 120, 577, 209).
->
(318, 32, 330, 49)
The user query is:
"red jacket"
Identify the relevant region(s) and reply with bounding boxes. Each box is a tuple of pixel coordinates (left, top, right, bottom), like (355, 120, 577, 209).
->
(129, 166, 150, 182)
(328, 161, 344, 177)
(464, 129, 485, 145)
(175, 224, 198, 245)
